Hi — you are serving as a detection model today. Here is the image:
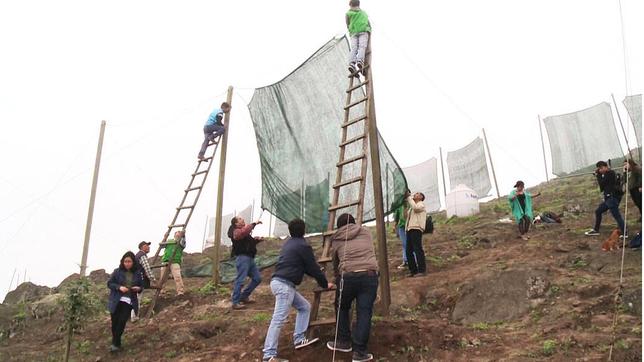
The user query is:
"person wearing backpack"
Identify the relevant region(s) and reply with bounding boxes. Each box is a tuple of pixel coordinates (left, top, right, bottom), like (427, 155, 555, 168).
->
(585, 161, 626, 236)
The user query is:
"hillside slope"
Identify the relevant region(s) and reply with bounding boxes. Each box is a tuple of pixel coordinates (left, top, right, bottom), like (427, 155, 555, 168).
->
(0, 175, 641, 361)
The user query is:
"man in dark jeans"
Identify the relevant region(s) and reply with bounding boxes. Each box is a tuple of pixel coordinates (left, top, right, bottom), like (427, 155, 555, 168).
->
(405, 191, 427, 277)
(585, 160, 627, 236)
(326, 213, 378, 362)
(198, 102, 231, 161)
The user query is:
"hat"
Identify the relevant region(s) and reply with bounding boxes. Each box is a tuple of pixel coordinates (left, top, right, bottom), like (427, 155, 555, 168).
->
(138, 241, 151, 249)
(514, 180, 524, 188)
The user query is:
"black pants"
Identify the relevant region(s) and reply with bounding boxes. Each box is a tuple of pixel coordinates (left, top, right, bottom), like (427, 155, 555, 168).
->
(406, 229, 426, 274)
(111, 302, 133, 347)
(518, 216, 531, 235)
(630, 188, 642, 214)
(335, 273, 378, 354)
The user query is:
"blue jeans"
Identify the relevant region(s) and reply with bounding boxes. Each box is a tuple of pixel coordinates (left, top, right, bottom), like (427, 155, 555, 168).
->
(232, 255, 262, 304)
(335, 273, 378, 354)
(198, 124, 225, 157)
(594, 195, 625, 232)
(397, 226, 408, 263)
(262, 278, 311, 360)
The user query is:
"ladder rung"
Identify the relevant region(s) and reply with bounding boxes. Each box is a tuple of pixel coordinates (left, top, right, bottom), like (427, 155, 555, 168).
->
(339, 134, 366, 148)
(346, 80, 369, 93)
(177, 205, 194, 210)
(168, 224, 186, 229)
(192, 170, 208, 176)
(337, 154, 366, 167)
(333, 176, 363, 189)
(317, 256, 332, 263)
(342, 115, 367, 128)
(328, 200, 360, 212)
(343, 97, 369, 110)
(322, 230, 336, 237)
(185, 186, 202, 192)
(200, 156, 214, 162)
(309, 318, 336, 327)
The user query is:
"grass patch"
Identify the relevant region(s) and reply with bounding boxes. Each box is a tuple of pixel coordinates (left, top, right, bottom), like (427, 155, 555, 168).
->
(570, 257, 588, 269)
(457, 236, 476, 249)
(428, 255, 444, 267)
(615, 339, 630, 350)
(471, 322, 490, 330)
(195, 281, 230, 296)
(542, 339, 557, 356)
(250, 312, 271, 323)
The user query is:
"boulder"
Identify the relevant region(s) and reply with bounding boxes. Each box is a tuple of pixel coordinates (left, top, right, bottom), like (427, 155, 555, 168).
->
(3, 282, 52, 304)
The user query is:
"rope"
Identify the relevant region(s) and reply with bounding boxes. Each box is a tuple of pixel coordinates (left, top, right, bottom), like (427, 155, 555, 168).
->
(331, 214, 351, 362)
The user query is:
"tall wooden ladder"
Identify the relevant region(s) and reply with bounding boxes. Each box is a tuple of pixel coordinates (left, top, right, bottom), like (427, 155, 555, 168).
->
(308, 39, 374, 333)
(144, 135, 222, 318)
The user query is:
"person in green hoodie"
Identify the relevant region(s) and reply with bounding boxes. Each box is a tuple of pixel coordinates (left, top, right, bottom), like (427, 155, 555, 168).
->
(160, 230, 185, 296)
(624, 159, 642, 218)
(508, 181, 541, 241)
(346, 0, 371, 75)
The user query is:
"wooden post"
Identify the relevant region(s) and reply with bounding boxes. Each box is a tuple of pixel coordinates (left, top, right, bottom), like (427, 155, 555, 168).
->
(385, 163, 390, 228)
(79, 120, 106, 277)
(537, 115, 549, 182)
(439, 147, 447, 199)
(366, 52, 391, 315)
(482, 128, 500, 199)
(212, 86, 234, 285)
(201, 215, 208, 252)
(611, 93, 634, 160)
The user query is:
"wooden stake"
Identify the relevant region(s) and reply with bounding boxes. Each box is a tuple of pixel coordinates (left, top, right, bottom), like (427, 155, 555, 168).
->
(482, 128, 500, 199)
(365, 47, 391, 314)
(212, 86, 234, 285)
(611, 93, 634, 160)
(439, 147, 447, 199)
(537, 115, 549, 182)
(80, 120, 106, 277)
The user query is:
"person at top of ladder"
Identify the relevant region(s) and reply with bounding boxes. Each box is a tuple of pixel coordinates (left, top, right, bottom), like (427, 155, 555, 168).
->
(198, 102, 231, 161)
(261, 218, 335, 362)
(160, 231, 186, 296)
(326, 213, 378, 362)
(346, 0, 371, 76)
(228, 216, 263, 310)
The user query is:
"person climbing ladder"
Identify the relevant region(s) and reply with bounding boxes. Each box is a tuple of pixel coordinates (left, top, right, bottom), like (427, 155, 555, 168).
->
(346, 0, 371, 76)
(198, 102, 231, 161)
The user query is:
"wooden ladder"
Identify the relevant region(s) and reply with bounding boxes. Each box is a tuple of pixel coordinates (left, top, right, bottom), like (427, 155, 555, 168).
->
(144, 136, 222, 318)
(308, 39, 374, 332)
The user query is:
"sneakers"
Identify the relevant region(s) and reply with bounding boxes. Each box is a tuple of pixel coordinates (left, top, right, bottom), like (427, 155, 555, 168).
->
(232, 303, 246, 310)
(294, 337, 319, 350)
(356, 61, 364, 73)
(198, 156, 207, 162)
(326, 340, 352, 353)
(109, 345, 121, 353)
(240, 297, 256, 304)
(352, 352, 374, 362)
(348, 62, 358, 75)
(585, 229, 600, 236)
(397, 263, 408, 270)
(264, 357, 288, 362)
(352, 351, 374, 362)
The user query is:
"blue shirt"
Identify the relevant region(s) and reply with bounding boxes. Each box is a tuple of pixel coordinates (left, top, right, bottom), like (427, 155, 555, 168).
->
(205, 108, 224, 126)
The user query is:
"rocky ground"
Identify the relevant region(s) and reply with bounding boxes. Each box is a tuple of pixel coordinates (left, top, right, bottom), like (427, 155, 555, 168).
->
(0, 175, 641, 361)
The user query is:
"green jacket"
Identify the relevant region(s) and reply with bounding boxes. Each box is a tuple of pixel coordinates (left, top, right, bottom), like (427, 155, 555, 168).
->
(161, 239, 184, 264)
(508, 189, 533, 223)
(393, 204, 407, 228)
(346, 9, 371, 35)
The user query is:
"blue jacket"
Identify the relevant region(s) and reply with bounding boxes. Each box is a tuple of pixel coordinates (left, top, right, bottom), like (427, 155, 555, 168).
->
(272, 237, 328, 288)
(107, 267, 143, 314)
(205, 108, 224, 127)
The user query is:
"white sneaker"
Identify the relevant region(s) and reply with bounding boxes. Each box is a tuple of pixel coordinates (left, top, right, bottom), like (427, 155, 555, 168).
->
(294, 337, 319, 349)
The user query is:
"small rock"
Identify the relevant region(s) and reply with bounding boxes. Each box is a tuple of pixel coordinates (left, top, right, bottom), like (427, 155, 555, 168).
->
(555, 245, 571, 253)
(456, 251, 469, 258)
(572, 300, 581, 307)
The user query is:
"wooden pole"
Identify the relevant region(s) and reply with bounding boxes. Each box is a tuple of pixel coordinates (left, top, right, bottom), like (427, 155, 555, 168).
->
(537, 115, 550, 182)
(212, 86, 234, 285)
(482, 128, 500, 199)
(79, 120, 106, 277)
(439, 147, 448, 199)
(385, 163, 390, 228)
(365, 46, 391, 314)
(201, 215, 208, 252)
(611, 93, 634, 160)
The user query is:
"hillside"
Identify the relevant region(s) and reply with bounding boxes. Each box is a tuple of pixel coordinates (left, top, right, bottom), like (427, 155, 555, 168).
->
(0, 175, 641, 361)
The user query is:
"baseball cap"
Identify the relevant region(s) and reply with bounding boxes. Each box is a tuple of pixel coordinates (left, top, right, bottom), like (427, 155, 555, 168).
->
(138, 241, 152, 249)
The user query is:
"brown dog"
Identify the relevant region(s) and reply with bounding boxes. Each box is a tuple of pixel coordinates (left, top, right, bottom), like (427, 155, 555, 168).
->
(602, 229, 621, 251)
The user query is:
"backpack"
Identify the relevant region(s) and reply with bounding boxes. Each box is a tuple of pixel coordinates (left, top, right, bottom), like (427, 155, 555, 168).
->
(424, 215, 434, 234)
(614, 172, 625, 197)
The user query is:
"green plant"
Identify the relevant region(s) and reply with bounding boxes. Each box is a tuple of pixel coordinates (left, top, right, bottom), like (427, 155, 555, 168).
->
(76, 339, 92, 355)
(471, 322, 490, 330)
(250, 312, 271, 323)
(570, 257, 588, 269)
(457, 236, 475, 249)
(615, 339, 630, 350)
(164, 350, 178, 358)
(60, 278, 101, 361)
(542, 339, 557, 356)
(428, 255, 444, 267)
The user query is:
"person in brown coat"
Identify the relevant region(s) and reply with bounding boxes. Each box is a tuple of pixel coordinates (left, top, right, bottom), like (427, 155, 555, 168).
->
(326, 213, 378, 362)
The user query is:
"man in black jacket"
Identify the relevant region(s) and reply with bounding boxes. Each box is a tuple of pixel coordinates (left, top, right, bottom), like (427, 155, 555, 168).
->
(261, 219, 334, 362)
(585, 161, 626, 236)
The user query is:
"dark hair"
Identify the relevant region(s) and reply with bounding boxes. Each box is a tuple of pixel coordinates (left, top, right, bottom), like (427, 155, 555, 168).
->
(418, 192, 425, 201)
(119, 251, 137, 271)
(337, 213, 356, 228)
(227, 217, 237, 239)
(221, 102, 231, 109)
(288, 218, 306, 238)
(596, 160, 608, 168)
(514, 180, 525, 188)
(350, 0, 360, 6)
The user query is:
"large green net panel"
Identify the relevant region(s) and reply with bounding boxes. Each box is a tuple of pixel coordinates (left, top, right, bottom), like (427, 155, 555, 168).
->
(248, 36, 407, 233)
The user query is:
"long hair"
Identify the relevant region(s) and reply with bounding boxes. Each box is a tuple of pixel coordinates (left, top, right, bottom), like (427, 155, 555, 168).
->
(119, 251, 137, 271)
(227, 216, 237, 240)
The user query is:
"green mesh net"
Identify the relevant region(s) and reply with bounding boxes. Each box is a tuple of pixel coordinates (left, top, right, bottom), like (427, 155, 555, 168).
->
(248, 36, 407, 232)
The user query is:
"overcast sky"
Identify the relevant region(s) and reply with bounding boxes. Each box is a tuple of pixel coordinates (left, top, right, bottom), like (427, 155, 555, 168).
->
(0, 0, 641, 300)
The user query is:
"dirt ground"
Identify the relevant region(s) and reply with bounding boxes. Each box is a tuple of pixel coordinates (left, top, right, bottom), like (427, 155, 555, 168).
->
(0, 176, 641, 361)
